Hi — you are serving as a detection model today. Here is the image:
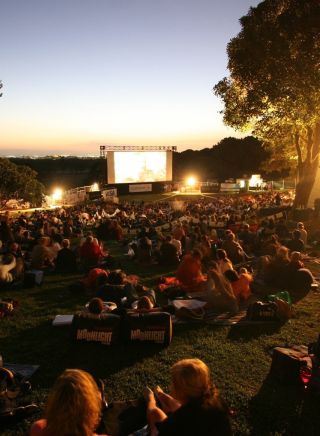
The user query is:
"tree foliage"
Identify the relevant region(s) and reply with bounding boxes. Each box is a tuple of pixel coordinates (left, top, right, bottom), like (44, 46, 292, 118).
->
(10, 157, 107, 190)
(214, 0, 320, 206)
(173, 136, 270, 180)
(0, 158, 44, 206)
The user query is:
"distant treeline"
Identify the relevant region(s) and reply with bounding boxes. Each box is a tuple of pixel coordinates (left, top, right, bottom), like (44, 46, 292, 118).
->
(10, 157, 106, 190)
(10, 136, 289, 190)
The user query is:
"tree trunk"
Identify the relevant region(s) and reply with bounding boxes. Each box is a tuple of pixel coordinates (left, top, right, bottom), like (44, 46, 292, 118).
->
(294, 124, 320, 208)
(294, 161, 318, 207)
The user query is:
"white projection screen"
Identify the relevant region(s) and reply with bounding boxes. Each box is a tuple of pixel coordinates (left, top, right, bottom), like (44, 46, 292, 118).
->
(107, 151, 172, 184)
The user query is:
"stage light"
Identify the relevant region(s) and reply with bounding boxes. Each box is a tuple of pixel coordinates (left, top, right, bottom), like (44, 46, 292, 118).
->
(52, 188, 63, 201)
(186, 176, 197, 187)
(91, 182, 99, 192)
(249, 174, 262, 188)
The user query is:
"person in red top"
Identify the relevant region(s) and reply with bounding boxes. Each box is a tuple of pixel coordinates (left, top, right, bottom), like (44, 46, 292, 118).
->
(80, 236, 106, 268)
(81, 267, 109, 293)
(176, 249, 205, 292)
(30, 369, 109, 436)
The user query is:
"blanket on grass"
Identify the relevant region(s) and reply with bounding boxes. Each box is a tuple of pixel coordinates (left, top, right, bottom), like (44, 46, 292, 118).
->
(173, 309, 280, 325)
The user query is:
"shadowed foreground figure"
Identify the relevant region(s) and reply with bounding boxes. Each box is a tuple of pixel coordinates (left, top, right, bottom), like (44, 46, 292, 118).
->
(144, 358, 232, 436)
(30, 369, 108, 436)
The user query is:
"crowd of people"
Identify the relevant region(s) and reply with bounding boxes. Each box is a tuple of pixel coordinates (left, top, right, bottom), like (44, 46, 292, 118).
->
(0, 190, 312, 304)
(0, 190, 316, 434)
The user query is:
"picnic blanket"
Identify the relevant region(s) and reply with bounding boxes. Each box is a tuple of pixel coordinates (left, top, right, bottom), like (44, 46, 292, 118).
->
(4, 364, 39, 378)
(173, 309, 279, 326)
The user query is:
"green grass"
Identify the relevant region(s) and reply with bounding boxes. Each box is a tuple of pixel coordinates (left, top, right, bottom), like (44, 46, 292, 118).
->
(1, 242, 320, 435)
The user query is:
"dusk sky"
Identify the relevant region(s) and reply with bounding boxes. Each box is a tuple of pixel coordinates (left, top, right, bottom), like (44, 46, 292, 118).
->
(0, 0, 261, 156)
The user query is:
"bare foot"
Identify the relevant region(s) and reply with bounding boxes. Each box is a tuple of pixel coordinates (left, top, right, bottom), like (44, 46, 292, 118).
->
(143, 386, 155, 404)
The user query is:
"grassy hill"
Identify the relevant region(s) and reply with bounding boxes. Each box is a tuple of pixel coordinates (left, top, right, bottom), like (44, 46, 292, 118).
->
(1, 242, 320, 435)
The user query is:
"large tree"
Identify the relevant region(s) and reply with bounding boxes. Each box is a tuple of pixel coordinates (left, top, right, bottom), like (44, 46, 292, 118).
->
(0, 158, 44, 206)
(214, 0, 320, 207)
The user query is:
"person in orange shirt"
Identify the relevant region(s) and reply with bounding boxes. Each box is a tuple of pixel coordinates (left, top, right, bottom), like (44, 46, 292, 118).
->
(224, 267, 252, 302)
(176, 249, 204, 292)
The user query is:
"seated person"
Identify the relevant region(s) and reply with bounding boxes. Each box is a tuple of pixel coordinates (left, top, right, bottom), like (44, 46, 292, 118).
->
(216, 249, 233, 274)
(6, 242, 25, 279)
(80, 236, 107, 269)
(0, 255, 16, 284)
(136, 236, 152, 264)
(171, 236, 182, 257)
(222, 232, 246, 264)
(224, 267, 252, 302)
(30, 237, 55, 270)
(176, 249, 205, 292)
(275, 218, 289, 240)
(172, 223, 185, 241)
(30, 369, 108, 436)
(265, 246, 290, 288)
(286, 230, 305, 252)
(205, 263, 238, 314)
(198, 235, 211, 259)
(285, 251, 314, 297)
(110, 220, 123, 241)
(55, 239, 78, 273)
(47, 236, 62, 260)
(297, 222, 307, 245)
(96, 270, 126, 305)
(260, 234, 281, 257)
(238, 223, 255, 254)
(144, 358, 231, 436)
(158, 236, 180, 266)
(287, 251, 304, 272)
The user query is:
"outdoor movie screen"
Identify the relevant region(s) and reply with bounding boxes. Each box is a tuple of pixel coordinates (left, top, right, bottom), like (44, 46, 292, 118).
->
(108, 151, 171, 184)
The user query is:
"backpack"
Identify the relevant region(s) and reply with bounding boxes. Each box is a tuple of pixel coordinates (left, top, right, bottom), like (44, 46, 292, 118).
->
(246, 301, 278, 321)
(270, 346, 311, 385)
(0, 367, 38, 424)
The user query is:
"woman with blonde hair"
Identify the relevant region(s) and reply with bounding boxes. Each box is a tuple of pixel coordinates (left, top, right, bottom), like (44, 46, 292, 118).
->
(30, 369, 107, 436)
(205, 262, 238, 314)
(144, 358, 231, 435)
(216, 249, 234, 275)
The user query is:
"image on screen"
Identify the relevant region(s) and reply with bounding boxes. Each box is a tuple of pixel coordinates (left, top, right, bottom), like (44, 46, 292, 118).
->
(114, 151, 167, 183)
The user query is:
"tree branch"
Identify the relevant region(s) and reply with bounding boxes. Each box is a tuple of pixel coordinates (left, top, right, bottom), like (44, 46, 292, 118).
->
(295, 132, 303, 178)
(311, 122, 320, 162)
(306, 126, 313, 165)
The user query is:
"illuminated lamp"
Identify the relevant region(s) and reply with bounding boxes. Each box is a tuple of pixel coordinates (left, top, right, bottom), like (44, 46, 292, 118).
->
(186, 176, 197, 187)
(249, 174, 262, 188)
(91, 182, 99, 192)
(52, 188, 63, 201)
